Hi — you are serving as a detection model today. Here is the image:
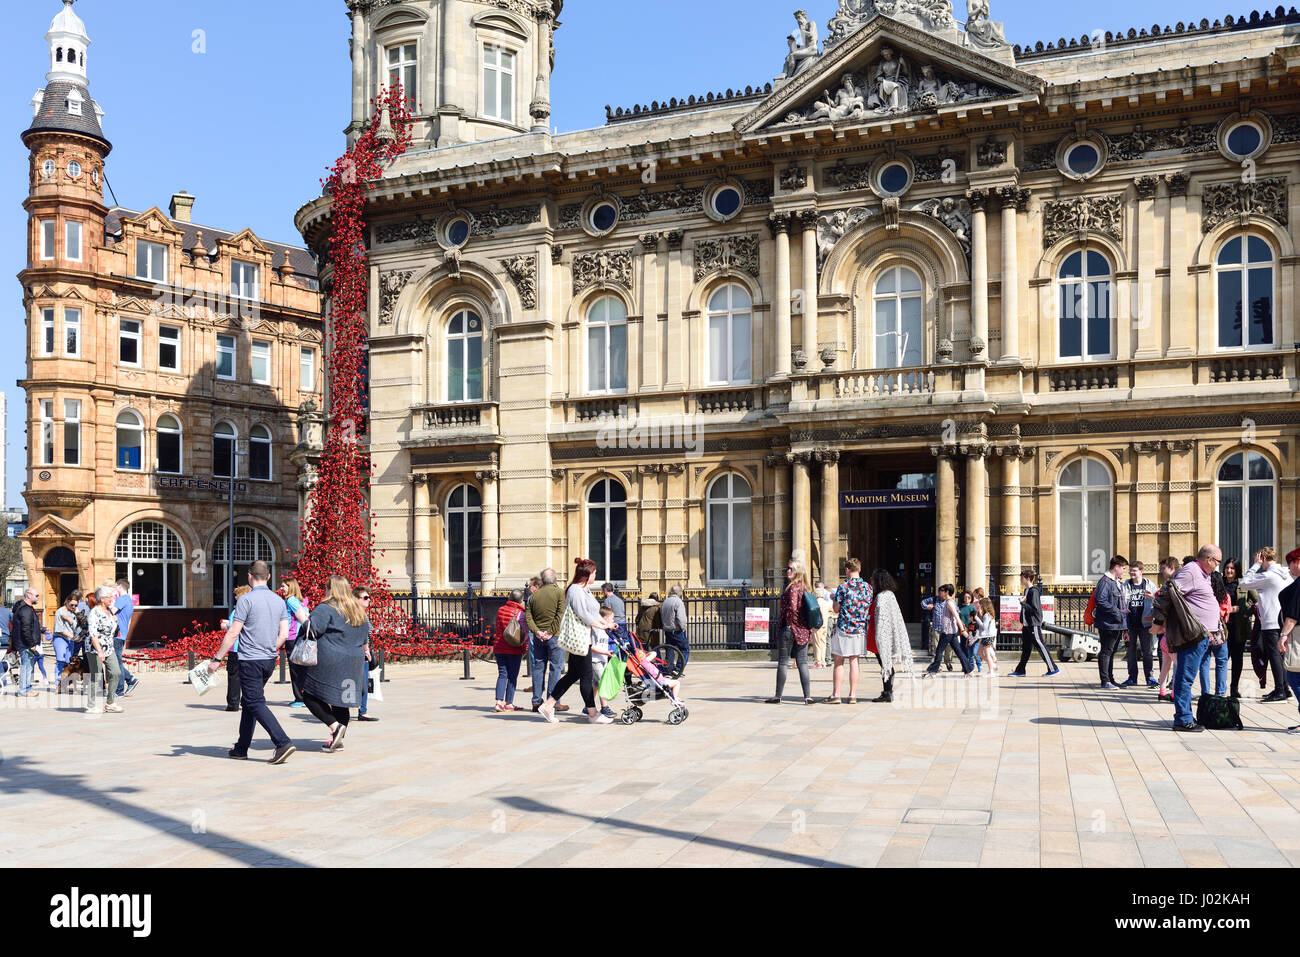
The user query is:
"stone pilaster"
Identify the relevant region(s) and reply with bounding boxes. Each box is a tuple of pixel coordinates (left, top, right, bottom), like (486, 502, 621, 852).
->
(816, 448, 841, 581)
(789, 451, 812, 567)
(798, 209, 818, 371)
(964, 444, 989, 591)
(997, 186, 1024, 363)
(967, 188, 989, 361)
(932, 445, 958, 589)
(412, 474, 432, 592)
(770, 212, 792, 379)
(476, 467, 500, 590)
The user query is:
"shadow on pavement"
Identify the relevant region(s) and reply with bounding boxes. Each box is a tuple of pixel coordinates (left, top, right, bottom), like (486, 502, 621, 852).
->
(0, 752, 308, 867)
(496, 795, 850, 868)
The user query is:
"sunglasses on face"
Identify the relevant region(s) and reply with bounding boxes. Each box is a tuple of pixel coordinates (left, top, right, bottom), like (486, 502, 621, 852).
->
(359, 595, 371, 601)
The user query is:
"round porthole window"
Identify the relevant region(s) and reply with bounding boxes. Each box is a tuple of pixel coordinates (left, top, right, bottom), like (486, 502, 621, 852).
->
(590, 201, 619, 233)
(42, 159, 55, 179)
(445, 217, 471, 247)
(878, 162, 911, 196)
(713, 187, 742, 218)
(67, 160, 82, 180)
(1223, 120, 1264, 160)
(1064, 143, 1099, 176)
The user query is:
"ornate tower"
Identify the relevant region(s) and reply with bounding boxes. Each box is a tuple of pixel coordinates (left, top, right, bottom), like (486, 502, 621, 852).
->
(344, 0, 563, 149)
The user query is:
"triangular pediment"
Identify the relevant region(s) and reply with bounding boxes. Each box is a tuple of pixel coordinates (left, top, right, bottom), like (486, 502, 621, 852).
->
(23, 513, 88, 541)
(123, 206, 185, 237)
(217, 229, 270, 257)
(737, 12, 1043, 136)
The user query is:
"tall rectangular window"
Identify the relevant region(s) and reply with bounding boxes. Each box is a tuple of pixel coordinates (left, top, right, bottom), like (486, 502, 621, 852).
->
(216, 334, 236, 379)
(159, 324, 180, 371)
(40, 220, 56, 260)
(483, 45, 515, 122)
(251, 340, 271, 384)
(137, 240, 167, 282)
(300, 346, 315, 391)
(231, 260, 259, 300)
(65, 221, 82, 262)
(387, 43, 418, 109)
(40, 399, 54, 466)
(64, 307, 80, 357)
(41, 308, 55, 356)
(63, 399, 80, 466)
(119, 319, 141, 366)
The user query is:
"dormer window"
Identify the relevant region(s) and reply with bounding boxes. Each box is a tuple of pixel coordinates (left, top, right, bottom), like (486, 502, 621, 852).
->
(66, 90, 83, 116)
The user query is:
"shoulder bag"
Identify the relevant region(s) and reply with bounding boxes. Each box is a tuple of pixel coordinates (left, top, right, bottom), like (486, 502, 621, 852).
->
(289, 621, 318, 667)
(556, 604, 592, 656)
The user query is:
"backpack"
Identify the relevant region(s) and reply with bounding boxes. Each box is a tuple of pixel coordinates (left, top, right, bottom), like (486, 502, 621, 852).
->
(503, 610, 525, 648)
(801, 591, 823, 630)
(1196, 694, 1243, 731)
(1083, 590, 1097, 627)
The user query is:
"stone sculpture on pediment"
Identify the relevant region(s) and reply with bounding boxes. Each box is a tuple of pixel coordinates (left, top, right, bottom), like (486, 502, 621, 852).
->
(816, 206, 876, 267)
(913, 196, 971, 256)
(783, 10, 821, 78)
(963, 0, 1008, 50)
(868, 46, 911, 113)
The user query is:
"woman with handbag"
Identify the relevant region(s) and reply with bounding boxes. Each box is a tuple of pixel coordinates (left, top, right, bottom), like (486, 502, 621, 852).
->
(766, 557, 814, 705)
(279, 578, 311, 709)
(538, 558, 613, 725)
(492, 589, 528, 712)
(300, 574, 370, 752)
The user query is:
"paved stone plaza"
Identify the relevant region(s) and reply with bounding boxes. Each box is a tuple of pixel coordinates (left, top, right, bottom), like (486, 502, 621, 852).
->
(3, 658, 1299, 868)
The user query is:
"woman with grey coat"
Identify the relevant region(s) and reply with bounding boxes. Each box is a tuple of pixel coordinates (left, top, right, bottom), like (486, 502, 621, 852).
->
(300, 574, 371, 752)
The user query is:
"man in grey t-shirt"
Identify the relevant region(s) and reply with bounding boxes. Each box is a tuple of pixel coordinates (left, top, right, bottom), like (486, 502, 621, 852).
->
(209, 560, 295, 764)
(659, 585, 689, 674)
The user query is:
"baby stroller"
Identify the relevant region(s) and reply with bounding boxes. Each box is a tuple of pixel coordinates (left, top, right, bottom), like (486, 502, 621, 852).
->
(608, 627, 689, 726)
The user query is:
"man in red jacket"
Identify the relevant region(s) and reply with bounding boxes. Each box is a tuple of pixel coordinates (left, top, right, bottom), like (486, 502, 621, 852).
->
(492, 590, 527, 712)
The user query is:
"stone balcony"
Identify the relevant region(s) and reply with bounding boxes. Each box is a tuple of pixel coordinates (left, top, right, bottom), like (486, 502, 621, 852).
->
(411, 401, 499, 446)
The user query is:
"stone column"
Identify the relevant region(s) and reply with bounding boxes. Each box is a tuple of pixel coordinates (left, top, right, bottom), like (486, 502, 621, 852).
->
(412, 474, 432, 592)
(789, 452, 812, 566)
(967, 188, 989, 361)
(998, 447, 1024, 592)
(349, 9, 367, 138)
(1165, 172, 1191, 356)
(767, 453, 791, 587)
(1134, 175, 1161, 358)
(964, 446, 989, 591)
(933, 447, 958, 589)
(477, 466, 500, 590)
(998, 187, 1025, 363)
(770, 213, 792, 379)
(817, 449, 841, 581)
(799, 210, 818, 370)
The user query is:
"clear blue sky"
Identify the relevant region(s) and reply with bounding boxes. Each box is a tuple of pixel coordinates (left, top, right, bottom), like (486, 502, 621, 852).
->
(1, 0, 1243, 511)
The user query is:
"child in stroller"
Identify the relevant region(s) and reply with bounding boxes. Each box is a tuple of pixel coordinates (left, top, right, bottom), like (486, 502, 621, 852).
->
(603, 613, 688, 725)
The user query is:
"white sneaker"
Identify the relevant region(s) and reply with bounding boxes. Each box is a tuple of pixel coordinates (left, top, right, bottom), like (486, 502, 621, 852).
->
(538, 702, 558, 724)
(84, 706, 103, 714)
(104, 703, 124, 713)
(588, 713, 613, 725)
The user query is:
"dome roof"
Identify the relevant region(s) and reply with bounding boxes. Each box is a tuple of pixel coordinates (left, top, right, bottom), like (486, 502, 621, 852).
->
(48, 0, 88, 39)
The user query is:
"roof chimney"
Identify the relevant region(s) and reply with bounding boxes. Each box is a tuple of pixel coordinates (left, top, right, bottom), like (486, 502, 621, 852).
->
(169, 190, 194, 222)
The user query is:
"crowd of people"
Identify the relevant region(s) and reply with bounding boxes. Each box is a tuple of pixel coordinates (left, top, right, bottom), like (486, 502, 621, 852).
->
(0, 580, 140, 708)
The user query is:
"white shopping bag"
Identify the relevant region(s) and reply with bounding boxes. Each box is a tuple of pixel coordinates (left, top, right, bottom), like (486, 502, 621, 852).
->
(188, 662, 222, 696)
(367, 669, 383, 703)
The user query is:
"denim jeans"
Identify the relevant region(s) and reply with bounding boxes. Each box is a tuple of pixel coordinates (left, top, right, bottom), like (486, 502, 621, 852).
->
(1173, 637, 1212, 726)
(357, 658, 370, 715)
(1200, 640, 1230, 697)
(928, 632, 972, 673)
(19, 647, 40, 694)
(664, 629, 690, 672)
(529, 636, 566, 707)
(495, 654, 522, 703)
(113, 637, 134, 696)
(235, 657, 290, 752)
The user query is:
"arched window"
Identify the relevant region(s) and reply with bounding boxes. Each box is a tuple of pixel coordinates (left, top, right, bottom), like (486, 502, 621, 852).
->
(1057, 457, 1112, 579)
(213, 421, 237, 477)
(213, 526, 276, 608)
(1057, 249, 1112, 360)
(587, 479, 628, 583)
(447, 310, 483, 402)
(249, 424, 272, 481)
(446, 484, 483, 586)
(707, 474, 753, 585)
(116, 410, 143, 471)
(115, 521, 185, 607)
(586, 297, 628, 394)
(1217, 451, 1275, 564)
(873, 265, 923, 367)
(1216, 234, 1274, 349)
(157, 414, 182, 474)
(706, 284, 752, 385)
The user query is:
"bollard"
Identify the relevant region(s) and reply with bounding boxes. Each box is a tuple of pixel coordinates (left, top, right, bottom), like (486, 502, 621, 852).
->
(185, 650, 195, 684)
(277, 648, 287, 684)
(459, 647, 473, 680)
(378, 646, 389, 683)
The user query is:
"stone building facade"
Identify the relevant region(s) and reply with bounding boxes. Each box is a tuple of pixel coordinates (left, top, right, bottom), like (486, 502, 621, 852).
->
(298, 0, 1300, 611)
(19, 2, 323, 628)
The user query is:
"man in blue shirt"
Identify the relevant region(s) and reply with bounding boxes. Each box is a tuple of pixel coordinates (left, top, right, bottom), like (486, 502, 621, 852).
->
(0, 604, 11, 648)
(208, 560, 294, 764)
(112, 580, 140, 697)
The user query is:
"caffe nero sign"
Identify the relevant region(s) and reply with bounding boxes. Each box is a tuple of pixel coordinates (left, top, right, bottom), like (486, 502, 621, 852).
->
(154, 475, 249, 497)
(840, 489, 936, 510)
